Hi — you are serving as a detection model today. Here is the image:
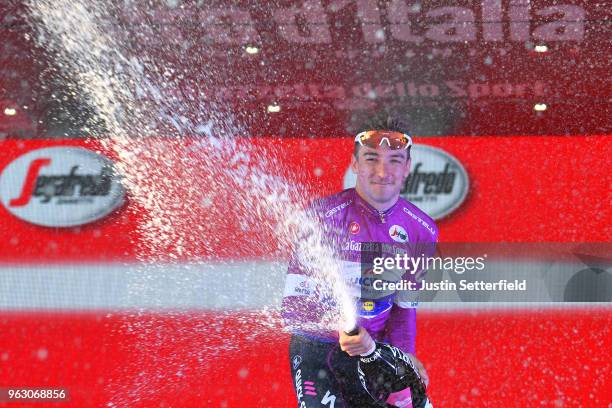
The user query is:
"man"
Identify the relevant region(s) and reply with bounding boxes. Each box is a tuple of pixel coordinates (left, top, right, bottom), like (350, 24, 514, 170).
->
(282, 117, 438, 407)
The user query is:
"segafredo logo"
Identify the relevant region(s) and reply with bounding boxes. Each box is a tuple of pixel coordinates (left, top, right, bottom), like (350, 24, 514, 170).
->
(0, 147, 125, 227)
(389, 225, 408, 243)
(344, 144, 468, 220)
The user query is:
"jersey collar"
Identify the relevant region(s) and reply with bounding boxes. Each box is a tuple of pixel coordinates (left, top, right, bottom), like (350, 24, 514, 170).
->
(351, 188, 401, 221)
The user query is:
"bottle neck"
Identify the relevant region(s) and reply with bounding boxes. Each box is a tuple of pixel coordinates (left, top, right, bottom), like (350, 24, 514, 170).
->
(345, 325, 378, 357)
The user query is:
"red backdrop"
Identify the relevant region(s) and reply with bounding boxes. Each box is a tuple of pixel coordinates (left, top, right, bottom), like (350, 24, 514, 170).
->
(0, 136, 610, 407)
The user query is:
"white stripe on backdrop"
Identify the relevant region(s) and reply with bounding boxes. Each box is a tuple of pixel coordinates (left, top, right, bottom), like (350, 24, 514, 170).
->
(0, 260, 609, 310)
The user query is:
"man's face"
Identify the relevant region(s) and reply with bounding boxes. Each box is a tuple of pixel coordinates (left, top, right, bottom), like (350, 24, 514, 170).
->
(351, 144, 411, 206)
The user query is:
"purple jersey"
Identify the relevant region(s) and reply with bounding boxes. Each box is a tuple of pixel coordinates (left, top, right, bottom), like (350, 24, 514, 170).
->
(282, 188, 438, 354)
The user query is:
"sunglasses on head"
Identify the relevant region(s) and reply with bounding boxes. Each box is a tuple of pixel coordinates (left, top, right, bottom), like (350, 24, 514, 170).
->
(354, 131, 413, 150)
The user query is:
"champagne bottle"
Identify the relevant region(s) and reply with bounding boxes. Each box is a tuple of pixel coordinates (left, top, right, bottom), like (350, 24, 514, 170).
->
(346, 327, 433, 408)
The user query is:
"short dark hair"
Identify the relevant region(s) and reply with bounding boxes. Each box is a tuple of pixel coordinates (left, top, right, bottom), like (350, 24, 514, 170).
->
(353, 115, 412, 159)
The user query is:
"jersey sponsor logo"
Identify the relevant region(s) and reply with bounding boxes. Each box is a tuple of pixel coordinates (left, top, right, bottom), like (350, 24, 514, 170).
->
(403, 208, 436, 236)
(349, 221, 360, 234)
(389, 225, 408, 243)
(362, 242, 408, 256)
(299, 281, 310, 287)
(347, 276, 395, 289)
(0, 147, 125, 227)
(362, 301, 374, 312)
(294, 369, 305, 404)
(292, 355, 302, 370)
(304, 380, 317, 396)
(296, 280, 312, 293)
(321, 390, 336, 407)
(342, 240, 362, 252)
(358, 298, 393, 318)
(294, 285, 313, 295)
(325, 200, 352, 218)
(284, 274, 316, 297)
(344, 144, 468, 220)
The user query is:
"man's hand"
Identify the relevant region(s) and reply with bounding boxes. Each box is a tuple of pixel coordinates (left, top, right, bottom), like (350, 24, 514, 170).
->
(408, 353, 429, 388)
(339, 326, 375, 356)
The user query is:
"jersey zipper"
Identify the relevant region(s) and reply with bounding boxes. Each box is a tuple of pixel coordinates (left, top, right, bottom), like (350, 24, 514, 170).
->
(379, 211, 386, 223)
